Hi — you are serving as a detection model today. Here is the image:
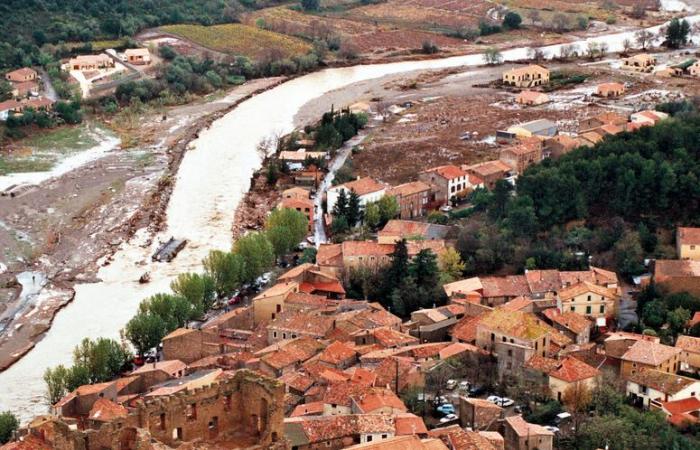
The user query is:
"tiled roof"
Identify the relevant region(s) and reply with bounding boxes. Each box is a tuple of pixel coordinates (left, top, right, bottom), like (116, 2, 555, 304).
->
(379, 220, 452, 240)
(439, 342, 483, 360)
(372, 327, 419, 348)
(676, 335, 700, 354)
(390, 181, 432, 197)
(661, 397, 700, 416)
(517, 90, 549, 102)
(505, 415, 554, 438)
(625, 369, 698, 395)
(394, 413, 428, 435)
(268, 312, 336, 337)
(279, 371, 315, 393)
(504, 64, 549, 76)
(290, 401, 325, 417)
(678, 227, 700, 246)
(88, 398, 128, 422)
(334, 177, 387, 196)
(6, 67, 37, 78)
(499, 296, 533, 312)
(132, 359, 186, 376)
(348, 367, 377, 386)
(655, 259, 700, 280)
(549, 356, 599, 383)
(478, 309, 550, 341)
(558, 281, 617, 301)
(75, 381, 114, 396)
(285, 414, 395, 445)
(317, 243, 343, 266)
(543, 308, 592, 334)
(621, 340, 681, 366)
(524, 355, 560, 374)
(345, 435, 448, 450)
(451, 314, 484, 343)
(463, 160, 512, 178)
(598, 82, 625, 91)
(423, 165, 467, 180)
(353, 389, 407, 413)
(429, 426, 497, 450)
(319, 341, 357, 365)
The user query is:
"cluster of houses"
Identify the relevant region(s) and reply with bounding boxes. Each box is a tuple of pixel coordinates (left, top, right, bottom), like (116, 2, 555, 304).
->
(11, 224, 700, 450)
(0, 67, 55, 121)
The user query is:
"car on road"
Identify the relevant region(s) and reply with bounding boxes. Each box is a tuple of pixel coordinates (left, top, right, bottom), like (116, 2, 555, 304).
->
(439, 414, 458, 423)
(498, 397, 515, 407)
(446, 379, 457, 390)
(436, 404, 455, 415)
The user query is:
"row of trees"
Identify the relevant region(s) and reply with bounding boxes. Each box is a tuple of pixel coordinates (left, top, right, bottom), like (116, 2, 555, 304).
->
(43, 207, 307, 402)
(124, 207, 307, 356)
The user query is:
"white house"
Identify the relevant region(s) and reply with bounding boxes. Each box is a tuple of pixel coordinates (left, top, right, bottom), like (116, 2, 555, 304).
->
(327, 177, 387, 214)
(625, 368, 700, 408)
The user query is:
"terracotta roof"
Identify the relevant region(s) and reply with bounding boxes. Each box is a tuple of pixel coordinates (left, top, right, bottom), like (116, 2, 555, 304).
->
(124, 48, 150, 57)
(390, 181, 432, 197)
(655, 259, 700, 280)
(317, 243, 343, 266)
(353, 389, 407, 413)
(621, 340, 681, 366)
(345, 435, 448, 450)
(0, 99, 22, 111)
(558, 281, 617, 301)
(676, 335, 700, 354)
(505, 415, 554, 438)
(439, 342, 483, 360)
(74, 381, 114, 396)
(132, 359, 186, 376)
(283, 186, 311, 198)
(319, 341, 357, 365)
(88, 398, 128, 422)
(524, 355, 560, 374)
(517, 90, 549, 103)
(463, 160, 512, 178)
(5, 68, 37, 79)
(372, 327, 419, 348)
(279, 371, 315, 393)
(1, 435, 52, 450)
(334, 177, 387, 196)
(543, 308, 591, 334)
(478, 309, 550, 341)
(394, 413, 428, 435)
(451, 314, 484, 343)
(348, 366, 377, 386)
(342, 241, 395, 257)
(279, 197, 314, 210)
(379, 220, 452, 240)
(499, 296, 533, 312)
(661, 397, 700, 416)
(463, 398, 503, 411)
(549, 356, 599, 383)
(268, 312, 335, 337)
(598, 82, 625, 91)
(504, 64, 549, 76)
(625, 369, 698, 395)
(285, 414, 395, 445)
(290, 401, 325, 417)
(679, 227, 700, 246)
(422, 165, 467, 180)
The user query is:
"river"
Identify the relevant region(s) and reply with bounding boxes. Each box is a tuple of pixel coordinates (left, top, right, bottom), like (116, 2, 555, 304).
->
(0, 15, 698, 421)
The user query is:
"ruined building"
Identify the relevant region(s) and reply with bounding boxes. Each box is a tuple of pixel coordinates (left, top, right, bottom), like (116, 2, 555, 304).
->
(4, 370, 287, 450)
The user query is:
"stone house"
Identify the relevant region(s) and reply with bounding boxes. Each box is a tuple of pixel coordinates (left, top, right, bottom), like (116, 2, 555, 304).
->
(677, 227, 700, 260)
(459, 398, 502, 431)
(596, 82, 625, 98)
(515, 90, 550, 106)
(502, 65, 550, 88)
(622, 53, 656, 72)
(418, 165, 470, 205)
(625, 369, 700, 408)
(620, 339, 682, 378)
(548, 357, 599, 402)
(676, 335, 700, 373)
(5, 67, 37, 82)
(388, 181, 432, 219)
(503, 415, 553, 450)
(327, 177, 387, 216)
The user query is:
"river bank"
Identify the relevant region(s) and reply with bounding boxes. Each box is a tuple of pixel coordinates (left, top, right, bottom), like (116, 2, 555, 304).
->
(1, 13, 699, 421)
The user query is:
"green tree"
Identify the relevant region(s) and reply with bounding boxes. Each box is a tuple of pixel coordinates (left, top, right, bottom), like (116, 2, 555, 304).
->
(346, 190, 362, 227)
(364, 202, 381, 230)
(503, 195, 537, 237)
(301, 0, 320, 11)
(266, 207, 308, 257)
(139, 293, 195, 329)
(614, 231, 644, 278)
(438, 247, 465, 284)
(64, 363, 92, 392)
(409, 249, 439, 288)
(668, 306, 690, 335)
(483, 47, 503, 65)
(383, 239, 410, 303)
(331, 215, 350, 237)
(233, 232, 275, 283)
(502, 12, 522, 30)
(665, 18, 690, 49)
(72, 337, 131, 383)
(124, 312, 167, 356)
(377, 195, 399, 226)
(300, 247, 317, 263)
(0, 81, 13, 102)
(390, 276, 422, 317)
(489, 179, 512, 220)
(203, 250, 244, 298)
(44, 365, 69, 405)
(332, 189, 349, 219)
(171, 272, 216, 313)
(0, 411, 18, 444)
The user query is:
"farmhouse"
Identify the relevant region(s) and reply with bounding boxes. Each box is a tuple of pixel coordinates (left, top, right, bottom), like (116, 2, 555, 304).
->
(5, 67, 37, 82)
(596, 82, 625, 98)
(502, 65, 550, 88)
(516, 90, 549, 106)
(124, 48, 151, 65)
(68, 54, 115, 71)
(677, 227, 700, 261)
(388, 181, 432, 219)
(622, 54, 656, 72)
(418, 165, 470, 205)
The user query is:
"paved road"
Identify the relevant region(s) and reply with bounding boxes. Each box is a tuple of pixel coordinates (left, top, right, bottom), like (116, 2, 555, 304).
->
(313, 131, 369, 246)
(37, 68, 58, 101)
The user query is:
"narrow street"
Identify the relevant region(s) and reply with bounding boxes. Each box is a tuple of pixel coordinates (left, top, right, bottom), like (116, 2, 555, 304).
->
(313, 130, 370, 246)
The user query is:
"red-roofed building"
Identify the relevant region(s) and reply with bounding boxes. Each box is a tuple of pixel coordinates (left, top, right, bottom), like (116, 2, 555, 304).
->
(516, 90, 550, 106)
(462, 160, 513, 190)
(389, 181, 432, 219)
(503, 416, 553, 450)
(419, 165, 471, 205)
(677, 227, 700, 261)
(327, 177, 387, 215)
(548, 356, 600, 402)
(659, 397, 700, 429)
(5, 67, 37, 83)
(319, 341, 358, 369)
(542, 308, 591, 344)
(278, 197, 314, 231)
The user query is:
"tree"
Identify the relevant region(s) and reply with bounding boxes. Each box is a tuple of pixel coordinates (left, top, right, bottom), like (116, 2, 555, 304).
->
(438, 247, 466, 284)
(139, 293, 195, 330)
(666, 18, 690, 49)
(266, 207, 308, 257)
(301, 0, 320, 11)
(614, 231, 644, 278)
(203, 251, 244, 298)
(383, 239, 410, 303)
(502, 12, 522, 30)
(0, 411, 18, 444)
(331, 215, 349, 237)
(300, 247, 317, 263)
(44, 365, 69, 405)
(503, 195, 537, 237)
(346, 190, 362, 227)
(332, 189, 349, 219)
(410, 249, 439, 289)
(483, 47, 503, 65)
(124, 312, 167, 356)
(488, 179, 512, 220)
(0, 81, 12, 102)
(667, 306, 690, 335)
(551, 13, 571, 31)
(391, 276, 422, 317)
(377, 196, 399, 226)
(635, 29, 654, 50)
(233, 232, 275, 283)
(364, 202, 381, 230)
(72, 337, 131, 383)
(171, 272, 216, 313)
(562, 382, 592, 432)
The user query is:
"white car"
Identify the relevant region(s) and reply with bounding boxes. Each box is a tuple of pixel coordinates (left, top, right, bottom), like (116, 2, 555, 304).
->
(486, 395, 501, 404)
(458, 381, 470, 390)
(439, 414, 458, 423)
(498, 397, 515, 407)
(446, 379, 457, 390)
(544, 425, 560, 434)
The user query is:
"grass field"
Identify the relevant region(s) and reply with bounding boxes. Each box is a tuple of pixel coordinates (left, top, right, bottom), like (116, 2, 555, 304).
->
(160, 23, 312, 59)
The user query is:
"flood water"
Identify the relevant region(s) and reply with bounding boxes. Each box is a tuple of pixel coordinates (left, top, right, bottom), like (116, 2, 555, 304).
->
(0, 15, 698, 421)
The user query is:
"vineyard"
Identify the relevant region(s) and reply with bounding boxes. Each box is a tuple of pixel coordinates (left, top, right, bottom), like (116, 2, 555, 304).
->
(159, 24, 312, 59)
(345, 0, 493, 29)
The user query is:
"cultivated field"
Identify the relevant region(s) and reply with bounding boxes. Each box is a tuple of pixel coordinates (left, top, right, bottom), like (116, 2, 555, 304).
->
(159, 24, 312, 59)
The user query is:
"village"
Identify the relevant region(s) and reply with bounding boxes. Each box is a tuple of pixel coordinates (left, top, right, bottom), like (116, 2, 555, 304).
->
(3, 1, 700, 448)
(5, 49, 700, 449)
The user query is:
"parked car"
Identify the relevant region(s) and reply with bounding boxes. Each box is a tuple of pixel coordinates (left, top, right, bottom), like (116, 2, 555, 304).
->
(440, 205, 453, 213)
(544, 425, 560, 434)
(458, 381, 470, 391)
(439, 414, 458, 423)
(498, 397, 515, 407)
(446, 379, 457, 390)
(468, 384, 487, 396)
(436, 395, 449, 404)
(486, 395, 501, 404)
(436, 404, 455, 415)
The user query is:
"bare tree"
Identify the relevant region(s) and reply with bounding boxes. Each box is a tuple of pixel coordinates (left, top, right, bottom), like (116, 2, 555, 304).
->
(559, 43, 579, 60)
(635, 29, 654, 50)
(375, 101, 391, 123)
(621, 38, 633, 55)
(483, 47, 504, 65)
(586, 41, 601, 60)
(527, 46, 547, 62)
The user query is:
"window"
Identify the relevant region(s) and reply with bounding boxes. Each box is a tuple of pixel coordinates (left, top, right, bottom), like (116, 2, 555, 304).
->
(587, 295, 591, 301)
(600, 305, 605, 314)
(276, 304, 282, 313)
(502, 336, 506, 342)
(224, 394, 232, 411)
(186, 403, 197, 421)
(159, 413, 166, 430)
(367, 436, 373, 442)
(586, 306, 592, 315)
(273, 331, 277, 338)
(381, 434, 388, 439)
(507, 350, 512, 356)
(571, 306, 575, 312)
(491, 333, 495, 341)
